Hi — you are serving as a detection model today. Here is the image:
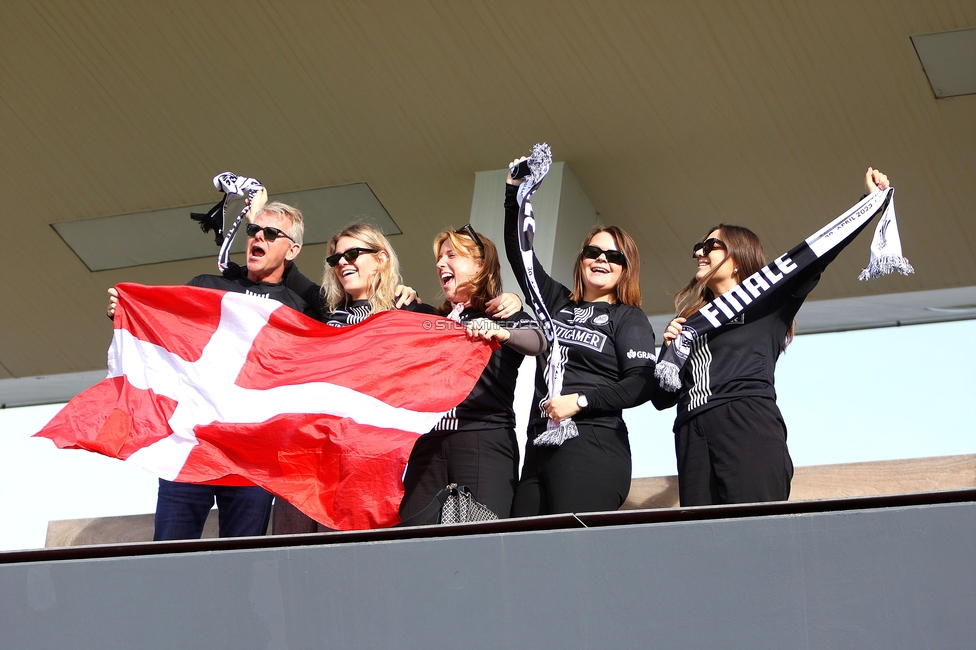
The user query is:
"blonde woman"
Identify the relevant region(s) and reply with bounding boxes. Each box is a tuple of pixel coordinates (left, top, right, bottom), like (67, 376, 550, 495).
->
(291, 222, 432, 324)
(271, 222, 438, 533)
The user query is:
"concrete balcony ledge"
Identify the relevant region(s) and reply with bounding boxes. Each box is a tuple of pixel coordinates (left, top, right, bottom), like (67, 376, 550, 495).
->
(3, 480, 975, 649)
(27, 453, 976, 552)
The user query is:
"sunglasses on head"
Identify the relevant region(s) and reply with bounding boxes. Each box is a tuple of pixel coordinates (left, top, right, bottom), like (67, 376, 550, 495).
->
(455, 224, 485, 252)
(581, 245, 626, 265)
(692, 237, 726, 258)
(326, 247, 379, 267)
(245, 223, 295, 243)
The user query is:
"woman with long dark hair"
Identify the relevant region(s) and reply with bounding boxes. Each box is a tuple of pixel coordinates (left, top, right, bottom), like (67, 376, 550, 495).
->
(653, 168, 891, 506)
(398, 226, 545, 521)
(503, 158, 657, 516)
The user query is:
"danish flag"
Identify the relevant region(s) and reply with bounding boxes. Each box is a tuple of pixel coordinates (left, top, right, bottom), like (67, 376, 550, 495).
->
(36, 283, 493, 530)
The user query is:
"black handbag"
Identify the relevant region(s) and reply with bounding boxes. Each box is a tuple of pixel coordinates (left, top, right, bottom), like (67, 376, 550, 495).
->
(439, 484, 498, 524)
(397, 483, 498, 527)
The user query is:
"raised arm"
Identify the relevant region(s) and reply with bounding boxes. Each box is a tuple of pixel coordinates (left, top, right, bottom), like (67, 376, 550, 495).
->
(864, 167, 890, 194)
(503, 159, 571, 310)
(245, 188, 268, 223)
(791, 166, 895, 300)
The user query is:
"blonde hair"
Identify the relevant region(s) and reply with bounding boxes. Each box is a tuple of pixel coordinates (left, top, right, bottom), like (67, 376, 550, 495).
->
(432, 228, 502, 313)
(320, 223, 401, 314)
(256, 202, 304, 245)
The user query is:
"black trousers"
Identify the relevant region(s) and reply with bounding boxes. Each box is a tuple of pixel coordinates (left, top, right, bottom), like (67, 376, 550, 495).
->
(511, 422, 632, 517)
(675, 396, 793, 507)
(399, 427, 520, 521)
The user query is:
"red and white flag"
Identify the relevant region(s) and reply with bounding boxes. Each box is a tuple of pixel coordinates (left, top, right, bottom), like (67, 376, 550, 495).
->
(35, 283, 493, 530)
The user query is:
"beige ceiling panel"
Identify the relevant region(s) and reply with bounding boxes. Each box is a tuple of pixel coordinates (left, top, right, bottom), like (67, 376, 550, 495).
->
(912, 27, 976, 97)
(51, 183, 399, 271)
(1, 1, 974, 377)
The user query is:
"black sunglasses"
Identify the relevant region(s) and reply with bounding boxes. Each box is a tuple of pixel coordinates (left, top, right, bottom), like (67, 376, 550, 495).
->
(326, 247, 379, 267)
(581, 245, 626, 265)
(245, 223, 295, 243)
(455, 224, 485, 252)
(692, 237, 726, 258)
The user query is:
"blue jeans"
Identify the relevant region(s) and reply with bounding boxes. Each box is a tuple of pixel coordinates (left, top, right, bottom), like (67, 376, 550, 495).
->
(153, 479, 273, 540)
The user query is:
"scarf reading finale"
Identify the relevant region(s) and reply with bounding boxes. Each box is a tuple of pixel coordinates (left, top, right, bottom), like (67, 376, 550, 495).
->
(656, 187, 913, 392)
(513, 143, 578, 446)
(190, 172, 265, 272)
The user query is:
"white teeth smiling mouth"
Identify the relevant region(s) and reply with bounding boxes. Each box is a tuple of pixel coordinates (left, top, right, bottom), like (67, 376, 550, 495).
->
(341, 268, 357, 277)
(440, 271, 454, 283)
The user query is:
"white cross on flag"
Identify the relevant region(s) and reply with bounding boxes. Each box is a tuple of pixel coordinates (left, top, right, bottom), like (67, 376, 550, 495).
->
(36, 283, 493, 530)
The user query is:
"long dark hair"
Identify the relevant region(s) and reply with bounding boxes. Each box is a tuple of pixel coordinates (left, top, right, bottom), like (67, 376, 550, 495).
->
(674, 223, 794, 348)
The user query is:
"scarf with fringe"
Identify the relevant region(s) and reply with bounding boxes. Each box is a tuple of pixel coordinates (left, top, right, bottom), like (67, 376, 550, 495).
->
(190, 172, 265, 272)
(656, 187, 913, 392)
(512, 143, 580, 446)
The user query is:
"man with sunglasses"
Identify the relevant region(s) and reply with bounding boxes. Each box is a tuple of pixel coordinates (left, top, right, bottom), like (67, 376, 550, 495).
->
(108, 201, 311, 540)
(186, 202, 307, 305)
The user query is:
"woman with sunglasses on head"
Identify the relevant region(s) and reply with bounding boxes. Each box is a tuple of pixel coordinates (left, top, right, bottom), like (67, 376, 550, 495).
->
(652, 168, 892, 507)
(503, 158, 657, 517)
(398, 225, 545, 522)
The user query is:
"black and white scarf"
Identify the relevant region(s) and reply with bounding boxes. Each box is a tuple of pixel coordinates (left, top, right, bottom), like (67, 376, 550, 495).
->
(513, 143, 579, 446)
(656, 187, 913, 392)
(190, 172, 264, 272)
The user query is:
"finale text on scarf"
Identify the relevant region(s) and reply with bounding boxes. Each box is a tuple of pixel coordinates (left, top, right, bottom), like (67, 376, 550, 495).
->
(699, 253, 799, 328)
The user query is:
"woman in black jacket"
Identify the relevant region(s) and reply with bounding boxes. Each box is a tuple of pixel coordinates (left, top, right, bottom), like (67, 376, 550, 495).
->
(653, 168, 892, 506)
(399, 226, 545, 520)
(503, 158, 657, 516)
